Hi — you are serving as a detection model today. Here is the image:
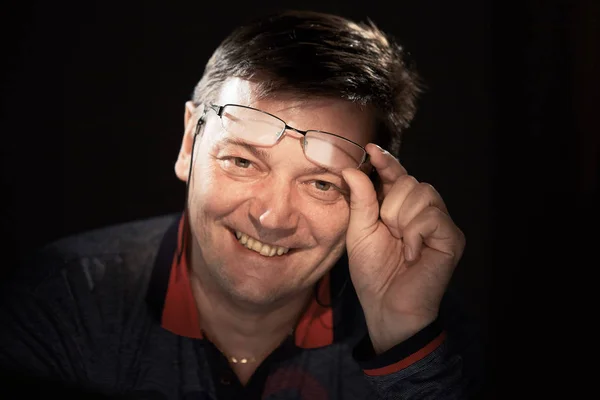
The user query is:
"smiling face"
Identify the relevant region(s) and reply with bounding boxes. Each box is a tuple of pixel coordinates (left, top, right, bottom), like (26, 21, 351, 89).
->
(175, 78, 375, 306)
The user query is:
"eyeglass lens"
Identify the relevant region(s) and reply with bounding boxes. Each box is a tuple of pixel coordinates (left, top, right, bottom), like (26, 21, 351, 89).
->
(218, 105, 365, 170)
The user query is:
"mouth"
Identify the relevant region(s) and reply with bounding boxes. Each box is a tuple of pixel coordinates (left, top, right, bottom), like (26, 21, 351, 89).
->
(230, 230, 291, 257)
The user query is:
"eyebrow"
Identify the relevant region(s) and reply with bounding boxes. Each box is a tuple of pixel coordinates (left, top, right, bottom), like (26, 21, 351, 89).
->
(220, 137, 272, 162)
(219, 137, 342, 177)
(301, 165, 342, 177)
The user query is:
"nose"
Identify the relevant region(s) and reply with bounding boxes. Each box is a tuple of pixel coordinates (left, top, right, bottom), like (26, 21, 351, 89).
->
(248, 177, 299, 236)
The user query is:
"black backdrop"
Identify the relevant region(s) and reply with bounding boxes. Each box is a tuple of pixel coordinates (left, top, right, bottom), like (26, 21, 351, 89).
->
(1, 0, 597, 397)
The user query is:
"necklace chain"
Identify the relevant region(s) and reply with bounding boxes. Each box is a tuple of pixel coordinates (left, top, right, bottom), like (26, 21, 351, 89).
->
(203, 328, 294, 365)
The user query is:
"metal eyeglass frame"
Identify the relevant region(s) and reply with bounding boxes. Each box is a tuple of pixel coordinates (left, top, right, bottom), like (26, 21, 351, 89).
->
(199, 103, 370, 169)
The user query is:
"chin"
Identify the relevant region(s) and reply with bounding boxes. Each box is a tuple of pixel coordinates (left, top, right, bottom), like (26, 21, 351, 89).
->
(220, 275, 288, 306)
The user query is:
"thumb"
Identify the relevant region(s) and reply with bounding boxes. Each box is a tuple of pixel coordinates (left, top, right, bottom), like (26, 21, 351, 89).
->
(341, 168, 380, 244)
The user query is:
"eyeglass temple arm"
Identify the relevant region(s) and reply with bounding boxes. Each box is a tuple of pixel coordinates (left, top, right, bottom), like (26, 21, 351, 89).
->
(208, 104, 222, 113)
(195, 104, 224, 134)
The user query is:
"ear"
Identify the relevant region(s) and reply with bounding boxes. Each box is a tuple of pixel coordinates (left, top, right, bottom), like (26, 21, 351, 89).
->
(174, 101, 201, 182)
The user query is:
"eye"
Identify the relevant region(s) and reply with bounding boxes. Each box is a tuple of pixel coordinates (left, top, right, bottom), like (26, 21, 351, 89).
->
(304, 179, 347, 203)
(313, 180, 333, 191)
(233, 157, 251, 168)
(219, 156, 257, 174)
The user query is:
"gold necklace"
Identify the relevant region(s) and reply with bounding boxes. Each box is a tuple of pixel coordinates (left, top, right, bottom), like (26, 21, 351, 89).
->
(223, 353, 257, 365)
(203, 328, 294, 365)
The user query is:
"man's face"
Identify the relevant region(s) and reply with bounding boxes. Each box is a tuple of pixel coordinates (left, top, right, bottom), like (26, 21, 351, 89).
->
(175, 78, 375, 306)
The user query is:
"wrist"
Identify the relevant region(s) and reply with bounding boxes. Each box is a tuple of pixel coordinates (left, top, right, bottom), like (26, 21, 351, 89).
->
(366, 314, 437, 354)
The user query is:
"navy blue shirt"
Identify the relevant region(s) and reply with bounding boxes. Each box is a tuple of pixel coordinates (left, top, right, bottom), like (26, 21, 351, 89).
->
(0, 214, 483, 399)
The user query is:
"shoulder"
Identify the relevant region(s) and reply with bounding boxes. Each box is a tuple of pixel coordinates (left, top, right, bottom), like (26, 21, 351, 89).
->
(8, 213, 180, 293)
(0, 214, 182, 387)
(42, 213, 179, 262)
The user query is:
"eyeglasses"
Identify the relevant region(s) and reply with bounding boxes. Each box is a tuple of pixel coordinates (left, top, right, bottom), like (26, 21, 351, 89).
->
(202, 103, 369, 171)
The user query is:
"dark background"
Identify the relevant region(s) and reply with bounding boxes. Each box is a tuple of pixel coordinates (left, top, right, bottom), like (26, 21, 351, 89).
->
(1, 0, 597, 398)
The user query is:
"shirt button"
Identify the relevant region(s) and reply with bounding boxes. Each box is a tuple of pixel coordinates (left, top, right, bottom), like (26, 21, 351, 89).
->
(220, 376, 231, 385)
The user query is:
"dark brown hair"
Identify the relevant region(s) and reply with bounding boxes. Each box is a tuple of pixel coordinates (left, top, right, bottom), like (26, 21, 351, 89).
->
(192, 10, 422, 156)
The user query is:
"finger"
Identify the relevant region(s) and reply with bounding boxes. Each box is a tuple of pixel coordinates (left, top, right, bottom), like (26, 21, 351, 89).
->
(394, 183, 449, 230)
(365, 144, 407, 197)
(379, 175, 419, 238)
(402, 207, 465, 263)
(341, 168, 380, 245)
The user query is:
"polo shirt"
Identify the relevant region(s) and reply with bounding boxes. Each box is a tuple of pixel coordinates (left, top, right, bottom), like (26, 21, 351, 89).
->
(0, 213, 481, 399)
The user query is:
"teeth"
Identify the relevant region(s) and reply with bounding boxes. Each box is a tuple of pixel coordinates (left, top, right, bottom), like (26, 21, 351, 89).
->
(236, 232, 289, 257)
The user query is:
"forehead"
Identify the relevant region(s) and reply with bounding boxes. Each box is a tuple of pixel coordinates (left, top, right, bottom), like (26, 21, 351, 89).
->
(213, 78, 376, 146)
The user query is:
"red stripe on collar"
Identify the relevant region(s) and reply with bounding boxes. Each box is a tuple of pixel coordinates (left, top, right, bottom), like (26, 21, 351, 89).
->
(161, 214, 203, 339)
(294, 272, 333, 348)
(161, 215, 334, 348)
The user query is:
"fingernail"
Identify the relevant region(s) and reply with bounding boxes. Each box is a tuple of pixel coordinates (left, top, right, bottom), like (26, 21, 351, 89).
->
(374, 144, 387, 153)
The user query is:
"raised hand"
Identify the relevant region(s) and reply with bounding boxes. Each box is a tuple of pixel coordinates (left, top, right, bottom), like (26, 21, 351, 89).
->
(341, 144, 465, 353)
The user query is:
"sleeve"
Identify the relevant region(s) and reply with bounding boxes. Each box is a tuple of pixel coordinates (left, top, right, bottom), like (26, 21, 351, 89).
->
(353, 288, 485, 399)
(0, 248, 121, 398)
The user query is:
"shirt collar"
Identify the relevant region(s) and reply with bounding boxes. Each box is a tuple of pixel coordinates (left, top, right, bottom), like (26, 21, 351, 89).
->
(147, 214, 335, 349)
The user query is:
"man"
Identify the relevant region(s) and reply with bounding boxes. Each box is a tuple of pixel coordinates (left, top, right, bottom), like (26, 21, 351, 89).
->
(0, 10, 483, 399)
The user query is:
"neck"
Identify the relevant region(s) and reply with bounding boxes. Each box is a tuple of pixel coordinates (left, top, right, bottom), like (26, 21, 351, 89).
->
(190, 271, 311, 341)
(188, 249, 312, 383)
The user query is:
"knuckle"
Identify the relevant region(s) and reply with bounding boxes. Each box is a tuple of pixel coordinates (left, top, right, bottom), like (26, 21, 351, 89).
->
(425, 205, 444, 218)
(420, 182, 438, 196)
(393, 175, 418, 193)
(418, 182, 439, 201)
(379, 203, 396, 226)
(419, 183, 446, 210)
(402, 175, 419, 186)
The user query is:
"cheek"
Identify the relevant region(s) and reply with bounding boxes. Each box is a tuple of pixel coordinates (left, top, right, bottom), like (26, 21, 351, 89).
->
(303, 202, 351, 245)
(188, 161, 250, 214)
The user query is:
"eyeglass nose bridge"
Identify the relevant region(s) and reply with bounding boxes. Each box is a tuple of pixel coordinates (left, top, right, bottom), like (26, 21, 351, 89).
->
(277, 124, 309, 141)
